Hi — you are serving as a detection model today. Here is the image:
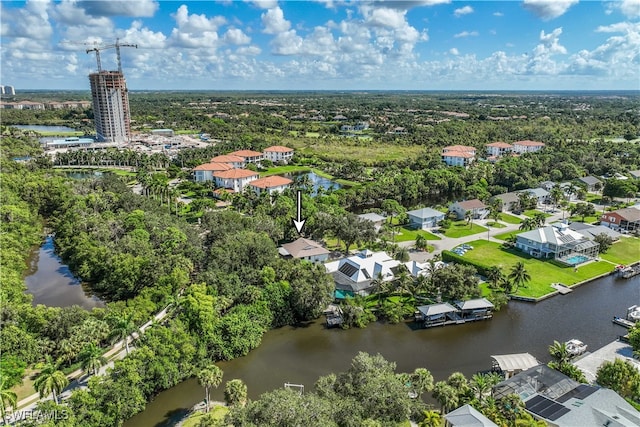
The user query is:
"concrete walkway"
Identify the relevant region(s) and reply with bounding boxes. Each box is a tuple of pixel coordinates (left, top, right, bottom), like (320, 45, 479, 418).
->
(5, 305, 173, 425)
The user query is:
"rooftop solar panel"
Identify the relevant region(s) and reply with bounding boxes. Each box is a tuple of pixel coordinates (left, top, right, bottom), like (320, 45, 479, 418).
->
(526, 395, 570, 421)
(556, 384, 597, 403)
(338, 263, 358, 278)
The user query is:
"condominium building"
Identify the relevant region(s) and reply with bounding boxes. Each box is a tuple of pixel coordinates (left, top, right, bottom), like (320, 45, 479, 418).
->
(89, 71, 131, 143)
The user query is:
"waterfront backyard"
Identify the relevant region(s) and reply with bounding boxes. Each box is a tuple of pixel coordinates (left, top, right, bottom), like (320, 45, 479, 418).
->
(458, 239, 633, 299)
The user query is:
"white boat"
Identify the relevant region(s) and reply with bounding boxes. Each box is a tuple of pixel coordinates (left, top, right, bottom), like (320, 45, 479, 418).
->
(565, 339, 587, 357)
(627, 305, 640, 322)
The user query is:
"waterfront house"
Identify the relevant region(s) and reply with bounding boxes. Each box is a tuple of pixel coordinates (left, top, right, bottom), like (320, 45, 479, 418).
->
(193, 162, 234, 183)
(449, 199, 489, 220)
(407, 207, 446, 229)
(492, 192, 520, 212)
(358, 212, 387, 231)
(455, 298, 494, 320)
(568, 222, 621, 241)
(210, 154, 245, 169)
(485, 141, 513, 158)
(213, 168, 259, 192)
(512, 140, 545, 154)
(600, 207, 640, 233)
(228, 149, 263, 166)
(325, 250, 401, 296)
(442, 145, 476, 167)
(490, 353, 540, 379)
(445, 405, 498, 427)
(249, 175, 292, 195)
(493, 364, 640, 426)
(278, 238, 330, 263)
(578, 176, 602, 192)
(263, 145, 294, 164)
(515, 223, 599, 264)
(415, 303, 460, 327)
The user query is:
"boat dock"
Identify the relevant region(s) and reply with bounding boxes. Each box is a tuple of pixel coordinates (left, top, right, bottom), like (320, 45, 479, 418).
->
(619, 262, 640, 279)
(613, 316, 636, 329)
(415, 298, 494, 329)
(551, 283, 572, 294)
(323, 305, 343, 328)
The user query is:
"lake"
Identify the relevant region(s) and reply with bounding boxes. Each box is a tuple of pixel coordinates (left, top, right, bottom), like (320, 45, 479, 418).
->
(126, 273, 640, 426)
(24, 236, 104, 310)
(14, 125, 76, 132)
(286, 171, 342, 195)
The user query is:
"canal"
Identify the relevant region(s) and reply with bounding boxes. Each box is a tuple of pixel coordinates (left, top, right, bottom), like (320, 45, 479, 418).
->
(126, 273, 640, 426)
(24, 235, 104, 310)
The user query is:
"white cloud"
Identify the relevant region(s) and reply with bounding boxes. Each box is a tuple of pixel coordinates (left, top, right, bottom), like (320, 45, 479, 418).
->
(223, 28, 251, 45)
(4, 0, 53, 40)
(168, 5, 226, 49)
(522, 0, 578, 20)
(364, 7, 408, 29)
(454, 5, 474, 17)
(493, 12, 504, 17)
(596, 21, 639, 33)
(527, 27, 567, 75)
(454, 31, 478, 38)
(173, 5, 225, 33)
(618, 0, 640, 19)
(262, 7, 291, 34)
(249, 0, 279, 10)
(449, 47, 459, 55)
(78, 0, 158, 17)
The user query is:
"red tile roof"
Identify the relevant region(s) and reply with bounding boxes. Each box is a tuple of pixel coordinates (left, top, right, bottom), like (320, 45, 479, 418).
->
(193, 162, 234, 171)
(210, 155, 244, 163)
(443, 145, 476, 152)
(486, 142, 513, 148)
(264, 145, 294, 153)
(443, 150, 475, 158)
(250, 176, 293, 189)
(229, 149, 263, 158)
(213, 168, 259, 179)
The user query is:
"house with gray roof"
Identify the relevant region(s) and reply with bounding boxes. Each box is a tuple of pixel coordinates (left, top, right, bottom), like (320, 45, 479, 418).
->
(278, 238, 330, 263)
(568, 222, 621, 241)
(407, 207, 446, 229)
(578, 176, 602, 192)
(601, 207, 640, 232)
(491, 192, 520, 212)
(516, 222, 599, 265)
(525, 187, 550, 205)
(324, 250, 402, 295)
(493, 365, 640, 427)
(358, 212, 387, 231)
(449, 199, 489, 220)
(445, 404, 498, 427)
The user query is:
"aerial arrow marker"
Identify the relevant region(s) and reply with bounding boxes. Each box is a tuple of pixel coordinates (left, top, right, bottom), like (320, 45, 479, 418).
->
(292, 190, 306, 235)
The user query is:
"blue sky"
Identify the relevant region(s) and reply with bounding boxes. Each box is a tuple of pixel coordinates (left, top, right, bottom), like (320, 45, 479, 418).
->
(1, 0, 638, 90)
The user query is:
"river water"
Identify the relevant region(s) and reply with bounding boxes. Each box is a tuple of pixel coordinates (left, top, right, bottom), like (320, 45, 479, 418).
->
(24, 236, 104, 309)
(126, 273, 640, 426)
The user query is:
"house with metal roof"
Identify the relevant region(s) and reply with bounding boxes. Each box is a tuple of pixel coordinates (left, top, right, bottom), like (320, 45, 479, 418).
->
(491, 192, 520, 212)
(568, 222, 621, 241)
(407, 207, 446, 229)
(600, 207, 640, 233)
(358, 212, 387, 231)
(493, 365, 640, 426)
(515, 223, 599, 265)
(491, 353, 540, 379)
(324, 250, 401, 296)
(525, 187, 551, 205)
(445, 404, 498, 427)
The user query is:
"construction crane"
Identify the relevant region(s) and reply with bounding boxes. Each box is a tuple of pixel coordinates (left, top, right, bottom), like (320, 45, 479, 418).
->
(85, 38, 138, 73)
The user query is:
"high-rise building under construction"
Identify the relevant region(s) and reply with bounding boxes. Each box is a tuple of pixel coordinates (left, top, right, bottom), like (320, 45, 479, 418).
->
(89, 71, 131, 143)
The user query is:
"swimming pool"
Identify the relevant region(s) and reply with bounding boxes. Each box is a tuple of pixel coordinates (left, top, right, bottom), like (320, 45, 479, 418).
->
(565, 255, 590, 265)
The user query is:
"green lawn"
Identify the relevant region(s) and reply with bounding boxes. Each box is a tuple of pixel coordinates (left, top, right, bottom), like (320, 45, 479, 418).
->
(260, 165, 311, 176)
(34, 130, 84, 137)
(442, 221, 488, 238)
(461, 240, 614, 298)
(183, 406, 229, 427)
(493, 230, 523, 241)
(568, 216, 599, 224)
(499, 213, 523, 224)
(393, 227, 441, 242)
(524, 209, 552, 218)
(284, 138, 425, 164)
(601, 238, 640, 265)
(487, 222, 506, 228)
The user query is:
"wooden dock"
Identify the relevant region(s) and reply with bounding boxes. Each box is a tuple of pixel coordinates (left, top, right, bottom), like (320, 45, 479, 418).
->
(551, 283, 572, 294)
(423, 314, 492, 329)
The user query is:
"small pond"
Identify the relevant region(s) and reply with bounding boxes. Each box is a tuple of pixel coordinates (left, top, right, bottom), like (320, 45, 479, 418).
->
(14, 125, 76, 132)
(286, 171, 343, 195)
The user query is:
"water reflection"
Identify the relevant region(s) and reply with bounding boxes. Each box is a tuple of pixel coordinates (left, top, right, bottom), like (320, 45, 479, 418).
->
(24, 236, 104, 309)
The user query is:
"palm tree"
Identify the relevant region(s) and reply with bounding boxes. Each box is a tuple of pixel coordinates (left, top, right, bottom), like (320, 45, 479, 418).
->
(415, 234, 428, 251)
(34, 356, 69, 404)
(486, 266, 504, 290)
(519, 217, 536, 231)
(109, 312, 136, 355)
(0, 378, 17, 425)
(508, 262, 531, 293)
(197, 365, 223, 413)
(79, 342, 108, 376)
(548, 340, 571, 366)
(224, 379, 248, 407)
(419, 410, 442, 427)
(432, 381, 459, 413)
(550, 185, 564, 209)
(470, 373, 491, 405)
